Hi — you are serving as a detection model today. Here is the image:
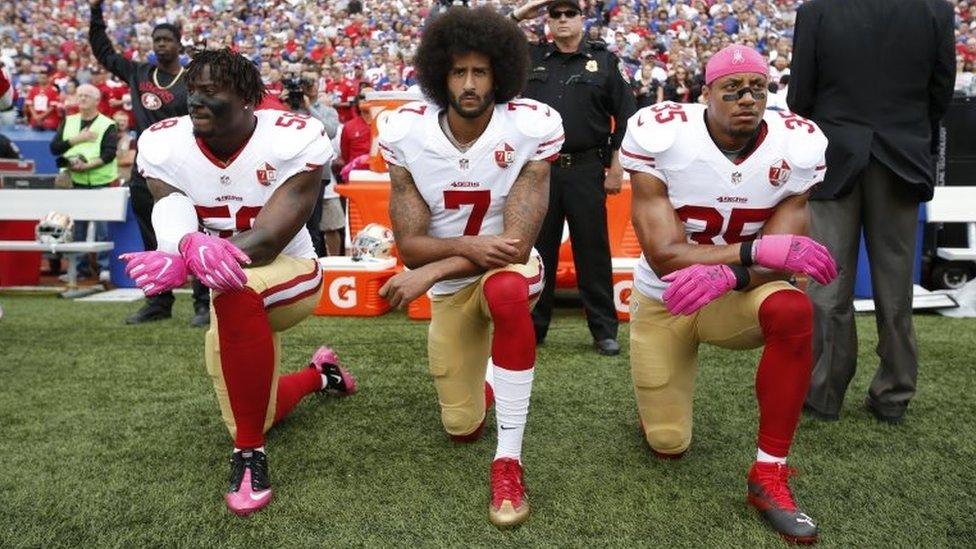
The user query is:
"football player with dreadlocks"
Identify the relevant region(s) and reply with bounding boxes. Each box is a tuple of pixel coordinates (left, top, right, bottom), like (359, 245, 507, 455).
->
(120, 49, 356, 515)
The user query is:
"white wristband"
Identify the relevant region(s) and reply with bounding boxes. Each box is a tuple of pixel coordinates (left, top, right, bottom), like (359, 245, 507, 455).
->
(151, 193, 199, 254)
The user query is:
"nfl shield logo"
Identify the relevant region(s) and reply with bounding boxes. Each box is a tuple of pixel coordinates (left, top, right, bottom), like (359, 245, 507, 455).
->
(494, 143, 516, 169)
(256, 162, 277, 186)
(768, 160, 792, 187)
(220, 175, 232, 186)
(731, 172, 742, 185)
(459, 158, 469, 171)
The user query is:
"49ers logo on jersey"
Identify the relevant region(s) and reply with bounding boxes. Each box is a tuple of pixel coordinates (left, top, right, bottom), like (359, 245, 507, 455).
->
(768, 160, 792, 187)
(256, 162, 277, 186)
(494, 143, 515, 169)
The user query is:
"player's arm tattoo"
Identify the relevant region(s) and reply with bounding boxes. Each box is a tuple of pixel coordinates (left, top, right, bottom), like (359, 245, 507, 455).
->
(231, 167, 324, 267)
(502, 159, 550, 263)
(387, 164, 482, 273)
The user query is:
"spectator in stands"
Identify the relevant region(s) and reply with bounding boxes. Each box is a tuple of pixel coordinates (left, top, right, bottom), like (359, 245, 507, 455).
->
(26, 67, 62, 131)
(112, 110, 135, 184)
(632, 62, 664, 108)
(60, 78, 81, 116)
(49, 83, 118, 281)
(662, 65, 699, 103)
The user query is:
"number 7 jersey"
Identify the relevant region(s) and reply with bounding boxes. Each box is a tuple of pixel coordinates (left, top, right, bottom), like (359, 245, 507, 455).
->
(136, 110, 334, 259)
(619, 102, 828, 301)
(378, 99, 564, 295)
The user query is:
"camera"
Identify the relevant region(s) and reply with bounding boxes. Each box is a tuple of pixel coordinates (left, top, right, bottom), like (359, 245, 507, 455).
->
(283, 76, 308, 111)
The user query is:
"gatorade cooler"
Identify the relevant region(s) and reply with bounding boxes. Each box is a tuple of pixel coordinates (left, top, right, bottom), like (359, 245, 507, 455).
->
(314, 256, 398, 317)
(362, 90, 423, 173)
(408, 292, 432, 320)
(0, 220, 42, 287)
(612, 257, 638, 322)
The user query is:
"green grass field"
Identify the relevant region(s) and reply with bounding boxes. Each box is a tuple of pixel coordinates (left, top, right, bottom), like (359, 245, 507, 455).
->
(1, 295, 975, 548)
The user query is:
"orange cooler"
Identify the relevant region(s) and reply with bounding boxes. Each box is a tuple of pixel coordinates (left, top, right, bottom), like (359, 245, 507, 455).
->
(314, 257, 398, 317)
(611, 257, 638, 322)
(363, 90, 423, 173)
(407, 292, 432, 320)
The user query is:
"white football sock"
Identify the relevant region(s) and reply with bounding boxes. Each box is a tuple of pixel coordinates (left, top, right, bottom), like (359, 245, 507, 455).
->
(493, 366, 534, 462)
(234, 446, 266, 455)
(484, 358, 495, 389)
(756, 448, 787, 464)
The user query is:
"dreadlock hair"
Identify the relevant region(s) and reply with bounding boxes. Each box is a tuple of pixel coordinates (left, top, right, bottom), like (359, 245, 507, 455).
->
(415, 6, 529, 109)
(152, 22, 182, 44)
(186, 48, 266, 106)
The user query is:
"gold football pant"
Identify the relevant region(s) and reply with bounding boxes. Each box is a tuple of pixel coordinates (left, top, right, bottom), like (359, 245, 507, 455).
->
(629, 281, 797, 455)
(427, 258, 543, 436)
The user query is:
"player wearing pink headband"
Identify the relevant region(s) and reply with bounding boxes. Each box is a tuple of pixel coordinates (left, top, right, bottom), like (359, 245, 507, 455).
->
(619, 43, 836, 544)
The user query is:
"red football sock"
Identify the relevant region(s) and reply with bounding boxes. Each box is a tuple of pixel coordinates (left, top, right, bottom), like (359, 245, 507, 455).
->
(273, 368, 323, 425)
(755, 290, 814, 458)
(214, 288, 276, 449)
(483, 271, 534, 371)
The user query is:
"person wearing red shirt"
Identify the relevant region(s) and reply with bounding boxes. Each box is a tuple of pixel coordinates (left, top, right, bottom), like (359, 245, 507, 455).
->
(336, 88, 373, 180)
(26, 70, 63, 131)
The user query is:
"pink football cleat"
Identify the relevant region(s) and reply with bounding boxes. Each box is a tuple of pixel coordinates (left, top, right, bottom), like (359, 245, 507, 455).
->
(225, 449, 272, 516)
(310, 346, 357, 396)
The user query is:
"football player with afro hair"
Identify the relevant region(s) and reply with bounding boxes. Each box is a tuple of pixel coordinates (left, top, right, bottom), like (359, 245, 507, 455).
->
(379, 6, 565, 528)
(415, 6, 529, 113)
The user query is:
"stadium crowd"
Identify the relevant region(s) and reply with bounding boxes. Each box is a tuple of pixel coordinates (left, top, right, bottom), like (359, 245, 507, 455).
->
(2, 0, 973, 132)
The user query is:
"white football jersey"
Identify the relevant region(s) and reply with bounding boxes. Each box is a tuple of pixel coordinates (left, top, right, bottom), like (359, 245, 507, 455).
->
(620, 102, 828, 301)
(136, 109, 333, 259)
(378, 98, 564, 295)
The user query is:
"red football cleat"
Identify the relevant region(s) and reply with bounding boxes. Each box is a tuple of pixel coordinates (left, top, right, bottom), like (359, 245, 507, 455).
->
(747, 461, 819, 544)
(450, 382, 494, 443)
(310, 346, 356, 396)
(489, 457, 529, 528)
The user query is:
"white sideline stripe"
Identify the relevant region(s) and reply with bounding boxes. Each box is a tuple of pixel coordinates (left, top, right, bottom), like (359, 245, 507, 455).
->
(263, 269, 323, 308)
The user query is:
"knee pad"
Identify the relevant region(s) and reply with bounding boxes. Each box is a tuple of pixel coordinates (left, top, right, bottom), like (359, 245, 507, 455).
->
(441, 405, 484, 438)
(484, 271, 530, 320)
(759, 290, 813, 340)
(644, 425, 691, 455)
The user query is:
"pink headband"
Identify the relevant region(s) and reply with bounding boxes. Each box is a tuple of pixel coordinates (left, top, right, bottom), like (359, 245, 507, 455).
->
(705, 45, 769, 85)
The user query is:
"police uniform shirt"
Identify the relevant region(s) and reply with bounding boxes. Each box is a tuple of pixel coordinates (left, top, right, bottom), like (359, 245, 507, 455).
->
(523, 40, 636, 154)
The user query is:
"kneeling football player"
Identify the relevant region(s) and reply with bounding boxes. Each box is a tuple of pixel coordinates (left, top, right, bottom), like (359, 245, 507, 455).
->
(377, 7, 563, 528)
(621, 45, 837, 544)
(120, 49, 355, 515)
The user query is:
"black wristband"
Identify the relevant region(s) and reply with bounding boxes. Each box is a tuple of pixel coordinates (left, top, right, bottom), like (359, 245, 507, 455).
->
(740, 239, 755, 267)
(728, 264, 751, 291)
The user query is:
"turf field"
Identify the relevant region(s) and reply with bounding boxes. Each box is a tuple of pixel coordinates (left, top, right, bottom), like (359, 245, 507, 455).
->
(1, 295, 974, 548)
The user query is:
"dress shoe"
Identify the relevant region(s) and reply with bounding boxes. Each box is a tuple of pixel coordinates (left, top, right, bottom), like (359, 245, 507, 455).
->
(125, 302, 172, 324)
(802, 402, 839, 422)
(190, 304, 210, 328)
(594, 338, 620, 356)
(865, 398, 904, 425)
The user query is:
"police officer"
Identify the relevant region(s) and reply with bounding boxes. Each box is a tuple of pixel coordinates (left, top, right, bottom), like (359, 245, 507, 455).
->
(511, 0, 636, 356)
(88, 0, 210, 327)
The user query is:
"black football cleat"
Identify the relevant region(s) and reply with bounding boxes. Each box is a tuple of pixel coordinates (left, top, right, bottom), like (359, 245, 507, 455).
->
(747, 461, 819, 544)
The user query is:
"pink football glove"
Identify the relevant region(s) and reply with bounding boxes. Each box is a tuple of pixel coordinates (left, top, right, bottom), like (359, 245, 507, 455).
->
(754, 234, 838, 285)
(178, 232, 251, 292)
(661, 264, 737, 316)
(119, 251, 188, 297)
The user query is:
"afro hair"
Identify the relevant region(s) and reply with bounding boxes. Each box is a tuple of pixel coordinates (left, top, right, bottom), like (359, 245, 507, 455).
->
(415, 7, 529, 109)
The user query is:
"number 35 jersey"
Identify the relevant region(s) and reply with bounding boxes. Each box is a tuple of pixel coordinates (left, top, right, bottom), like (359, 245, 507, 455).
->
(619, 102, 828, 301)
(136, 110, 334, 260)
(378, 99, 564, 295)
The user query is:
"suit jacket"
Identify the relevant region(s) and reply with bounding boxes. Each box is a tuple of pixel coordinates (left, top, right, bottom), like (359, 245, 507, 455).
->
(787, 0, 955, 201)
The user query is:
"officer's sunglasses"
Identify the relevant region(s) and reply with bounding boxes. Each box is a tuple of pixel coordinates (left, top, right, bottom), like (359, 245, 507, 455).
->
(548, 9, 580, 19)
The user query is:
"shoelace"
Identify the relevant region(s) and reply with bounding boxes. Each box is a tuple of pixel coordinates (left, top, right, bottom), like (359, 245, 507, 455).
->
(491, 460, 523, 505)
(757, 464, 798, 511)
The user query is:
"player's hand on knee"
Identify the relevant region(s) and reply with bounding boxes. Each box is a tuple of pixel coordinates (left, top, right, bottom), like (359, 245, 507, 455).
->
(379, 268, 436, 308)
(119, 250, 188, 296)
(661, 264, 737, 316)
(460, 236, 522, 269)
(754, 234, 838, 285)
(178, 232, 251, 292)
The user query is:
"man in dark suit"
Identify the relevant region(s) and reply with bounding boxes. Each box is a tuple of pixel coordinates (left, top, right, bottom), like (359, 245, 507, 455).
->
(788, 0, 955, 424)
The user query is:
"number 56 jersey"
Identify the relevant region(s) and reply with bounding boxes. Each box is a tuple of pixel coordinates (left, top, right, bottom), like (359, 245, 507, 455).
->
(378, 99, 564, 295)
(136, 110, 334, 259)
(619, 102, 828, 301)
